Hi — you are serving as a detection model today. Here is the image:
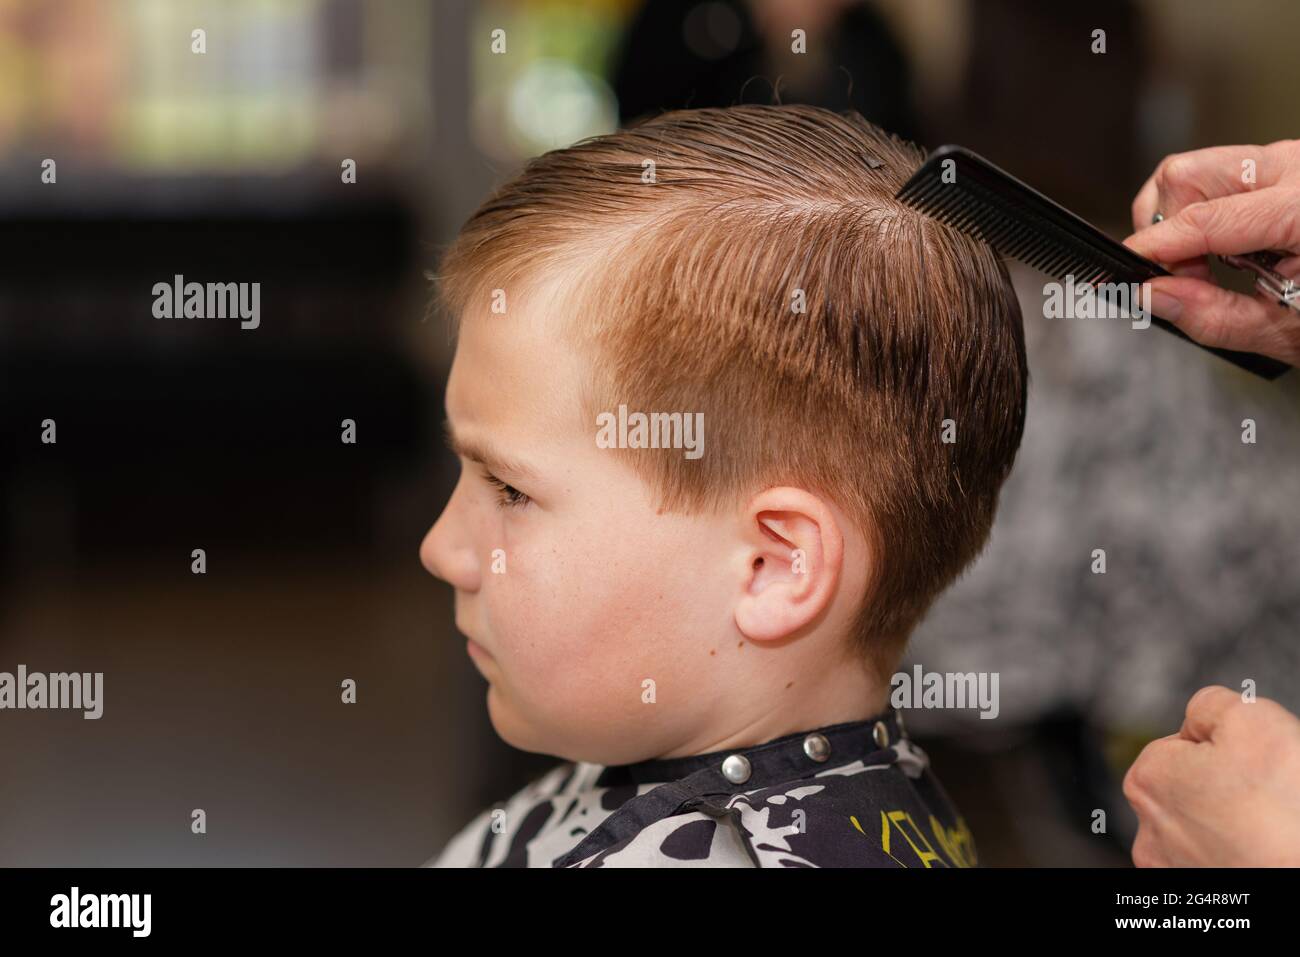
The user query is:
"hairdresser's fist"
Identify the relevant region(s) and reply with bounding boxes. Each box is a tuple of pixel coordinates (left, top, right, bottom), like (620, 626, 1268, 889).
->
(1122, 685, 1300, 867)
(1123, 139, 1300, 366)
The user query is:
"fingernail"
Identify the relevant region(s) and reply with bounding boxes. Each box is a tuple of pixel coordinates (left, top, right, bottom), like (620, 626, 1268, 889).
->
(1149, 289, 1182, 320)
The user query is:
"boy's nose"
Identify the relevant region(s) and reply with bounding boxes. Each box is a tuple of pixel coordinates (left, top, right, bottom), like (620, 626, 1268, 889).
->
(419, 489, 480, 592)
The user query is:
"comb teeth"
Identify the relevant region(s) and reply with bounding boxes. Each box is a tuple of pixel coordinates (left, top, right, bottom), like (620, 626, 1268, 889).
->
(892, 145, 1291, 381)
(897, 155, 1147, 287)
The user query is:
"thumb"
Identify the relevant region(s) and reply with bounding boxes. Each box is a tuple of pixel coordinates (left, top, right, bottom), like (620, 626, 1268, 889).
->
(1124, 186, 1300, 263)
(1179, 685, 1239, 743)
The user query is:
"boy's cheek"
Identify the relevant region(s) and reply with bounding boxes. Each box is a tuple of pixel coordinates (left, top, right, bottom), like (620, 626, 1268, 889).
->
(513, 643, 655, 741)
(489, 580, 653, 687)
(477, 510, 705, 669)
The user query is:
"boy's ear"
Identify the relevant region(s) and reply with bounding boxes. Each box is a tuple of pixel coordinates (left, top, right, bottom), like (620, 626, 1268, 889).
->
(734, 486, 844, 643)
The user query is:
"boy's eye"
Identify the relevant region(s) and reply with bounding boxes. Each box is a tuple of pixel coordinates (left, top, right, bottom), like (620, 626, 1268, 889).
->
(481, 469, 531, 508)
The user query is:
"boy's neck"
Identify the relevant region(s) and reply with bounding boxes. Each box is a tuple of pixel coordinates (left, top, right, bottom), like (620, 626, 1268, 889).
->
(654, 658, 892, 761)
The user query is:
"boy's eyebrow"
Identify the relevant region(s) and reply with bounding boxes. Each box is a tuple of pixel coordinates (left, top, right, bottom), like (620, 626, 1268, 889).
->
(443, 418, 538, 479)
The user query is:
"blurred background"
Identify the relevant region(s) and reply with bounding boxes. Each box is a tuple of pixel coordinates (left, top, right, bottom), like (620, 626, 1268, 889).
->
(0, 0, 1297, 866)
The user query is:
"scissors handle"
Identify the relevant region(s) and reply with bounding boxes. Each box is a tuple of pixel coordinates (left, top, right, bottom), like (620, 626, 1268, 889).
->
(1220, 251, 1300, 311)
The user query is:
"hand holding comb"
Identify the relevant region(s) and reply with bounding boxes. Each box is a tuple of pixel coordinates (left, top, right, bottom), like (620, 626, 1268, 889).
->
(895, 145, 1291, 381)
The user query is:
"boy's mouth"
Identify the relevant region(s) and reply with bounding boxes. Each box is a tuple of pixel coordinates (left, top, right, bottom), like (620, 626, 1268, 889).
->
(454, 610, 490, 657)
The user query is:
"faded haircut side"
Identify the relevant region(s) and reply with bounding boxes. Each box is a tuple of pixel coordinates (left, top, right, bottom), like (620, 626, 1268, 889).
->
(432, 104, 1028, 681)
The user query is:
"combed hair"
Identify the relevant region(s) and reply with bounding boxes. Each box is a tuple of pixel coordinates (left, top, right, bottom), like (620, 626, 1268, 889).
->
(432, 104, 1027, 679)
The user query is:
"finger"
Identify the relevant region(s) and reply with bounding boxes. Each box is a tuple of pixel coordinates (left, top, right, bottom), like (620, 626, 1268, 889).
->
(1124, 739, 1208, 869)
(1131, 144, 1277, 231)
(1131, 171, 1160, 232)
(1163, 255, 1214, 281)
(1143, 274, 1300, 365)
(1179, 685, 1240, 743)
(1159, 145, 1273, 217)
(1123, 186, 1300, 264)
(1122, 734, 1190, 814)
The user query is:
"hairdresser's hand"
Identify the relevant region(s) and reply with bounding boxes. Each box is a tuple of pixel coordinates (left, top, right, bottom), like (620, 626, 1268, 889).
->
(1123, 139, 1300, 366)
(1122, 685, 1300, 867)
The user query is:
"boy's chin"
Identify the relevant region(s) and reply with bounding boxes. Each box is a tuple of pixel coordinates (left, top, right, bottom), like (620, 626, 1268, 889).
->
(484, 686, 603, 762)
(484, 685, 547, 755)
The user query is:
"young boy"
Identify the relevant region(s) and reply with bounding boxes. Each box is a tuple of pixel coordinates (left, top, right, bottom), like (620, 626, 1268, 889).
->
(419, 104, 1026, 867)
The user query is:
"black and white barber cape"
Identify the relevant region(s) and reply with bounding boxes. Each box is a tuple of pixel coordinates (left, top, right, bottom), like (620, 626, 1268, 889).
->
(424, 709, 977, 868)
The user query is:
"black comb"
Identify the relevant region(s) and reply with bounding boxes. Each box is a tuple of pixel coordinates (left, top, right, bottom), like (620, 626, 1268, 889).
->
(895, 144, 1290, 381)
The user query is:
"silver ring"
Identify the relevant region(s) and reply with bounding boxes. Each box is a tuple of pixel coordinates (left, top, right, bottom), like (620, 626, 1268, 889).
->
(1152, 212, 1164, 224)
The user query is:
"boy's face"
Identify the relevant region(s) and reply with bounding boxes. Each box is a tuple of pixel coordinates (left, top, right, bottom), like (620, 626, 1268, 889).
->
(419, 281, 738, 765)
